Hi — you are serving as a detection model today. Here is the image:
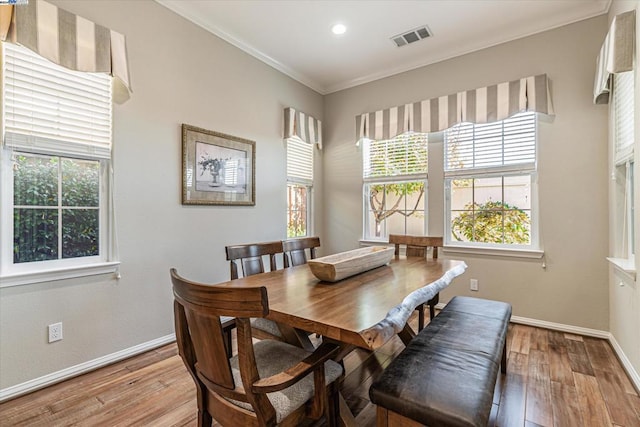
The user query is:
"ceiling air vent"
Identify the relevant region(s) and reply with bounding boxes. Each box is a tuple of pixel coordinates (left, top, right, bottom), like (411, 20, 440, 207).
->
(391, 25, 432, 48)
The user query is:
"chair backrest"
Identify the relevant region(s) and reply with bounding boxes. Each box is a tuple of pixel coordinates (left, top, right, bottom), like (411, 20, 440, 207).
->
(282, 236, 321, 267)
(225, 240, 284, 279)
(170, 268, 274, 423)
(388, 235, 443, 258)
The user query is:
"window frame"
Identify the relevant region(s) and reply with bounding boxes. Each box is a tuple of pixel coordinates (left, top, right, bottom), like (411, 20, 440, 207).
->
(362, 177, 428, 241)
(0, 150, 118, 286)
(361, 132, 429, 242)
(443, 112, 539, 250)
(287, 182, 313, 238)
(286, 137, 314, 238)
(623, 161, 635, 260)
(611, 71, 635, 265)
(0, 43, 118, 287)
(444, 170, 539, 250)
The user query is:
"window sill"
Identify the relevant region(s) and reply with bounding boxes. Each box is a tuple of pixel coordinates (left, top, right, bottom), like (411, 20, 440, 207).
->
(359, 240, 392, 246)
(606, 257, 636, 280)
(0, 261, 120, 288)
(359, 240, 544, 260)
(443, 245, 544, 259)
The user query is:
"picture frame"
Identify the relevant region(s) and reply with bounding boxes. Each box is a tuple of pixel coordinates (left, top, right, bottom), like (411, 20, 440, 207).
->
(182, 124, 255, 205)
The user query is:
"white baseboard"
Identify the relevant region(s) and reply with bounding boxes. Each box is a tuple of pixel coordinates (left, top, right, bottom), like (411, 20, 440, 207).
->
(0, 334, 176, 403)
(435, 301, 608, 338)
(508, 315, 611, 339)
(608, 334, 640, 394)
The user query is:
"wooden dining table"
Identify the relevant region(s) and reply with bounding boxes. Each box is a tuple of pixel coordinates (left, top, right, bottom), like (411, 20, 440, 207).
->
(221, 255, 467, 350)
(220, 254, 467, 426)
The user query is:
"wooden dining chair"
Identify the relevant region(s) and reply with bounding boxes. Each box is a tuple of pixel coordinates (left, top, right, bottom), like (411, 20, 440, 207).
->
(226, 240, 284, 279)
(282, 236, 320, 267)
(225, 241, 286, 343)
(171, 268, 343, 427)
(388, 234, 444, 331)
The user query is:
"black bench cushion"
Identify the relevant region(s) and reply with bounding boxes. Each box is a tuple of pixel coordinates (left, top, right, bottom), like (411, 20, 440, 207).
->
(370, 296, 511, 427)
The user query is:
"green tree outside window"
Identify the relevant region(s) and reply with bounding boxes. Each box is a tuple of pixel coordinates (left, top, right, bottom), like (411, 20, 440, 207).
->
(13, 153, 100, 263)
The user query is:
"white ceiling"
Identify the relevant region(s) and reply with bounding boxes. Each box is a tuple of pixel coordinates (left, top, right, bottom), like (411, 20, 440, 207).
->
(156, 0, 611, 95)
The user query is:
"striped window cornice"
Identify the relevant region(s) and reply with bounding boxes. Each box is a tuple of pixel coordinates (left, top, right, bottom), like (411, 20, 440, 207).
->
(593, 10, 635, 105)
(284, 107, 322, 149)
(356, 74, 554, 141)
(0, 0, 132, 103)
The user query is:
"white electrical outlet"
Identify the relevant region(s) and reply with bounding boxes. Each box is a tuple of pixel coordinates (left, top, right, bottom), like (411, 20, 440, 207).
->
(470, 279, 479, 291)
(48, 322, 63, 343)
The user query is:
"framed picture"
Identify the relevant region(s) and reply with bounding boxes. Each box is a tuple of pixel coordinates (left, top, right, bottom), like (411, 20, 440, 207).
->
(182, 124, 255, 205)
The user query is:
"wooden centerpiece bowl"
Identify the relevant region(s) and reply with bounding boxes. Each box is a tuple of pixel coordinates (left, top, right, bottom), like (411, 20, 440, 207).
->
(307, 246, 395, 282)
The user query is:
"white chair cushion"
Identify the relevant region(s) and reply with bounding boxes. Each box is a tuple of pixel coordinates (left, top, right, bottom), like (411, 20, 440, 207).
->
(227, 339, 343, 422)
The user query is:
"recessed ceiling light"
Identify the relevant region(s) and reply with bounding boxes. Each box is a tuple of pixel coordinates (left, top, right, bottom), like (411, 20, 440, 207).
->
(332, 23, 347, 35)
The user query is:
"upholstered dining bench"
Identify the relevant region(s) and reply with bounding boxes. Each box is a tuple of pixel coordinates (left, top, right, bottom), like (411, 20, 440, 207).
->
(370, 296, 511, 427)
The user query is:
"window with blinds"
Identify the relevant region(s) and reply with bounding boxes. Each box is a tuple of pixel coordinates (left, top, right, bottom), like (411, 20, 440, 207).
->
(362, 132, 428, 241)
(444, 112, 537, 247)
(3, 43, 112, 159)
(445, 112, 536, 175)
(614, 71, 634, 164)
(1, 42, 115, 279)
(612, 71, 635, 261)
(286, 137, 314, 237)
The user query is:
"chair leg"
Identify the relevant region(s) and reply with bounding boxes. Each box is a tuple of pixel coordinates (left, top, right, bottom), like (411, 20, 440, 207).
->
(325, 385, 340, 427)
(429, 303, 436, 320)
(197, 409, 213, 427)
(417, 305, 425, 331)
(196, 386, 213, 427)
(427, 293, 440, 320)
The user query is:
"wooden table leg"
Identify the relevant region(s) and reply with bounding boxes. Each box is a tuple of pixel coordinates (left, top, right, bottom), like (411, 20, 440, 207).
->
(311, 339, 360, 426)
(323, 339, 357, 363)
(338, 392, 357, 427)
(276, 323, 316, 351)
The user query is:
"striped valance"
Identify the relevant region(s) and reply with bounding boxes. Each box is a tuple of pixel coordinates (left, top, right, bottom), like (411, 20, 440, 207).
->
(356, 74, 554, 141)
(0, 0, 132, 104)
(593, 10, 635, 105)
(284, 107, 322, 149)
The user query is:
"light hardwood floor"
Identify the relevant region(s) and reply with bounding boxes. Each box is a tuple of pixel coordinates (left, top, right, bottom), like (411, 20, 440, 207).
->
(1, 317, 639, 426)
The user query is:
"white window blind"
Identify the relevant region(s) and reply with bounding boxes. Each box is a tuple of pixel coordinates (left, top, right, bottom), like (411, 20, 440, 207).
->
(363, 132, 428, 180)
(445, 112, 536, 175)
(287, 136, 313, 183)
(3, 43, 112, 159)
(614, 71, 634, 164)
